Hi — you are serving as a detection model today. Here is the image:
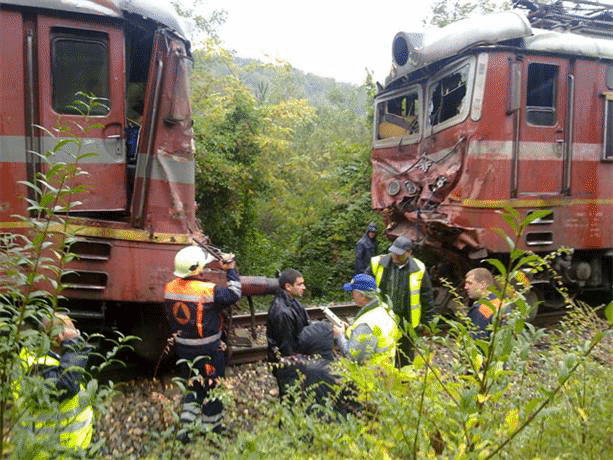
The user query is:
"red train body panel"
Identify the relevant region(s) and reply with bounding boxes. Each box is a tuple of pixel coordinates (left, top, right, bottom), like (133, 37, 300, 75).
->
(371, 5, 613, 303)
(0, 0, 210, 357)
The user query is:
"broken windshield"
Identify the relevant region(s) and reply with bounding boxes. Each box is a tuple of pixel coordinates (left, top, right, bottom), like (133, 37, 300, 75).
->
(428, 62, 471, 129)
(375, 87, 421, 143)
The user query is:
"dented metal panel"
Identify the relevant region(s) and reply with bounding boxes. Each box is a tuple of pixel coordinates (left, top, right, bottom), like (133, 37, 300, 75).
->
(374, 6, 613, 300)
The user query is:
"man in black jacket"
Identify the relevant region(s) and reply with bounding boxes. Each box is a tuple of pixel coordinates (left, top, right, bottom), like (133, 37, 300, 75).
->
(355, 222, 378, 274)
(267, 270, 351, 416)
(266, 268, 310, 400)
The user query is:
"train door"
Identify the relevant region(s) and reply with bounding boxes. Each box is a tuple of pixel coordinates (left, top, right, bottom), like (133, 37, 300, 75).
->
(131, 29, 194, 229)
(515, 56, 570, 196)
(35, 15, 127, 213)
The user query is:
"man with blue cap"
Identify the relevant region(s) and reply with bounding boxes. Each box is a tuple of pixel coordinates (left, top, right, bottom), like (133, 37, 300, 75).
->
(367, 236, 434, 367)
(336, 274, 399, 365)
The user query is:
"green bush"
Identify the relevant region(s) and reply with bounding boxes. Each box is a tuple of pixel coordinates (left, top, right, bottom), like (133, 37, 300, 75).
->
(0, 97, 134, 458)
(155, 207, 613, 459)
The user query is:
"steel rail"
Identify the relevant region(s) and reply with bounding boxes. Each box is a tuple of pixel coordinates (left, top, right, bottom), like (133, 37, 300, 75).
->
(226, 303, 360, 366)
(230, 303, 360, 329)
(226, 304, 570, 366)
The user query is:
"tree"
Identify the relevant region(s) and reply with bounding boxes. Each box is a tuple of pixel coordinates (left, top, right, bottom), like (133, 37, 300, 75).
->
(170, 0, 227, 42)
(424, 0, 511, 27)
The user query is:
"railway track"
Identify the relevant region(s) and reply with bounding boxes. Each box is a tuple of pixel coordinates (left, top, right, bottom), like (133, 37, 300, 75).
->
(226, 303, 360, 366)
(99, 303, 571, 372)
(225, 304, 571, 366)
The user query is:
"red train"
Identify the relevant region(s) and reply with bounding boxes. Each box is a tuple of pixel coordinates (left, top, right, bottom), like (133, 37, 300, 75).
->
(371, 1, 613, 310)
(0, 0, 276, 359)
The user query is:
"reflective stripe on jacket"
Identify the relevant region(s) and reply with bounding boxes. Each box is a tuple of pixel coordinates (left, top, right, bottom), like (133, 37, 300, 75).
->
(164, 278, 218, 339)
(344, 302, 399, 365)
(370, 255, 426, 328)
(164, 270, 241, 341)
(18, 348, 93, 451)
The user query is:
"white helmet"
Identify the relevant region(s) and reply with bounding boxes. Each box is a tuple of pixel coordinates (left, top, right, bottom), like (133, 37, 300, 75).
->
(173, 246, 214, 278)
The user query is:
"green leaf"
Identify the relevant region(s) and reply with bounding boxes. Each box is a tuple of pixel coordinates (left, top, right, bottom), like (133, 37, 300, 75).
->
(525, 398, 541, 414)
(505, 408, 519, 435)
(412, 353, 425, 370)
(604, 301, 613, 324)
(485, 258, 506, 278)
(51, 138, 73, 152)
(524, 209, 553, 225)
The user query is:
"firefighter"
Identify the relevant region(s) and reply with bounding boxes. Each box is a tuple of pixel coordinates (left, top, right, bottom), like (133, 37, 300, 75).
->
(16, 313, 93, 456)
(164, 245, 241, 442)
(367, 236, 434, 367)
(337, 274, 399, 365)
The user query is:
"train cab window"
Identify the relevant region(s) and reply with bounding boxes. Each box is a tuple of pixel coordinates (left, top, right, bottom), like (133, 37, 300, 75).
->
(603, 96, 613, 160)
(526, 63, 558, 126)
(428, 63, 469, 128)
(607, 65, 613, 90)
(51, 29, 110, 116)
(375, 89, 420, 141)
(166, 55, 193, 125)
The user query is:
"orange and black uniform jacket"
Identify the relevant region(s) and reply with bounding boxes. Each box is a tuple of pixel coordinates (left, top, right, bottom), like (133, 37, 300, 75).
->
(164, 269, 241, 340)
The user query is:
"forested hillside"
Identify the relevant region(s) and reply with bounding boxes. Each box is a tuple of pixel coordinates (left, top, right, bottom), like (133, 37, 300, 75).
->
(211, 56, 371, 113)
(190, 47, 384, 305)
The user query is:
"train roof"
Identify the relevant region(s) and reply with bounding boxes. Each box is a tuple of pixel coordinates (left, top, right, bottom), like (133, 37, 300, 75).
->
(0, 0, 192, 40)
(389, 10, 613, 84)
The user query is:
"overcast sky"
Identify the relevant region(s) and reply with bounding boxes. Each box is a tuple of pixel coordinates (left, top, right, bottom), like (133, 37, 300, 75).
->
(198, 0, 434, 85)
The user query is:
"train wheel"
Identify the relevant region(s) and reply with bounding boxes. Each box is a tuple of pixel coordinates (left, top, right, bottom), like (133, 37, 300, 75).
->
(128, 304, 172, 363)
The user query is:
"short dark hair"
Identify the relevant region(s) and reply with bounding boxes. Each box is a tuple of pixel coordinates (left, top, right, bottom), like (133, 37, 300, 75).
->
(279, 268, 303, 291)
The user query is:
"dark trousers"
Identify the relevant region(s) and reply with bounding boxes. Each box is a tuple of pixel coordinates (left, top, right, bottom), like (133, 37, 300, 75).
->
(176, 342, 225, 429)
(273, 358, 359, 418)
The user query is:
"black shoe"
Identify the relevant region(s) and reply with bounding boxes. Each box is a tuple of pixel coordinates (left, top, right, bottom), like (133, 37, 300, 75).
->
(177, 429, 192, 444)
(212, 424, 228, 436)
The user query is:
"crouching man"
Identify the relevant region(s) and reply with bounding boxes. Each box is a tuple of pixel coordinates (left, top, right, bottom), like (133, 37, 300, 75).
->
(15, 312, 93, 457)
(338, 274, 399, 365)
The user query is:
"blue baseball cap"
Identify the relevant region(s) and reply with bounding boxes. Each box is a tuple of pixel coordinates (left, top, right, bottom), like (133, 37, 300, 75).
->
(343, 274, 377, 292)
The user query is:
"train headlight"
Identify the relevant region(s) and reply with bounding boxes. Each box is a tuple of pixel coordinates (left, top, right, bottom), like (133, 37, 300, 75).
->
(404, 180, 419, 196)
(388, 180, 401, 196)
(392, 32, 424, 69)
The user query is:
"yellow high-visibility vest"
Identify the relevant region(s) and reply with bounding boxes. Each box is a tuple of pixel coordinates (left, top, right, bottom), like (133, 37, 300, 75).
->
(17, 348, 93, 454)
(370, 255, 426, 328)
(344, 302, 400, 365)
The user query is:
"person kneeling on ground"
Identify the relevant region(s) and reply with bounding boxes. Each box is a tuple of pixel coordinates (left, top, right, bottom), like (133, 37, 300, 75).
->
(15, 312, 93, 457)
(267, 269, 353, 416)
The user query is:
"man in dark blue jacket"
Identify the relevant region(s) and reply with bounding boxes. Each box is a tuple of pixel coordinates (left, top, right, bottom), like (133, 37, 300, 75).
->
(464, 268, 497, 340)
(355, 222, 378, 274)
